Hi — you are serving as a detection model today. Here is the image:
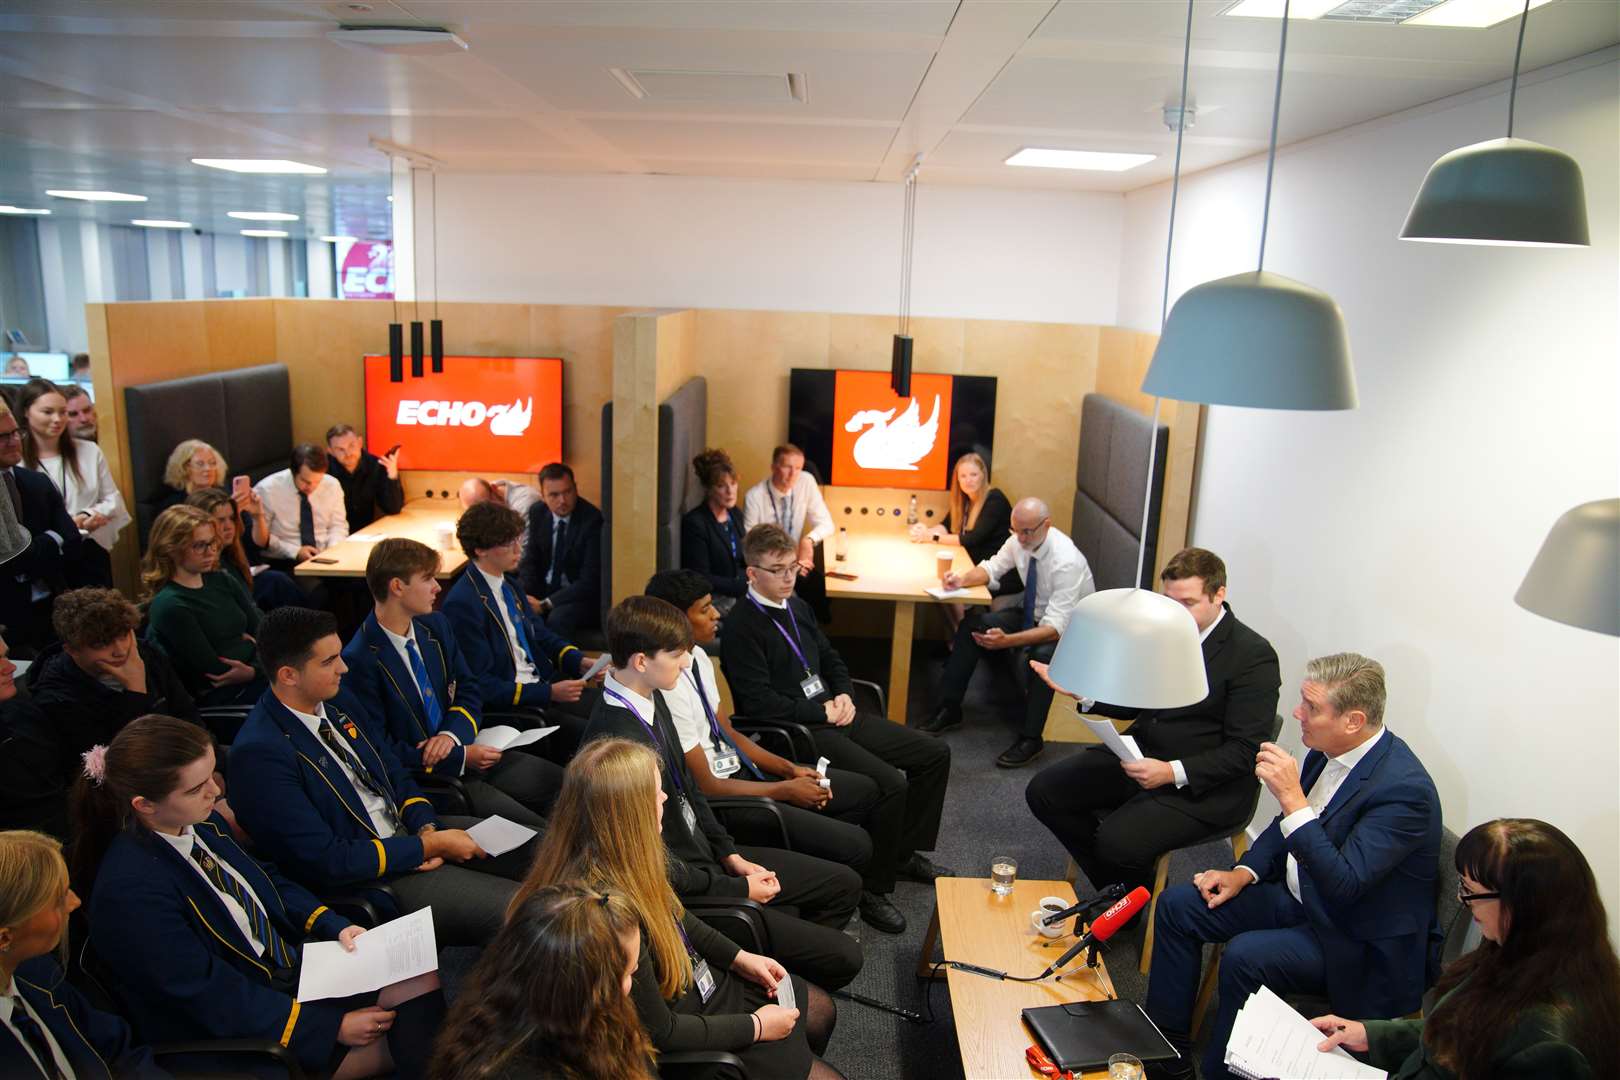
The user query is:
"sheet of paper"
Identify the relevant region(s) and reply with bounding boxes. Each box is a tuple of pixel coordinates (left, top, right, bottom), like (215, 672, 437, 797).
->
(775, 973, 796, 1012)
(1224, 986, 1386, 1080)
(473, 724, 558, 750)
(466, 814, 538, 857)
(297, 908, 438, 1002)
(1083, 717, 1144, 763)
(348, 531, 388, 542)
(583, 652, 612, 680)
(925, 585, 972, 600)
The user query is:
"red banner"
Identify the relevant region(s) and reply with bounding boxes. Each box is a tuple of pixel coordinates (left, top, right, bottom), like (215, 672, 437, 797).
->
(363, 355, 563, 473)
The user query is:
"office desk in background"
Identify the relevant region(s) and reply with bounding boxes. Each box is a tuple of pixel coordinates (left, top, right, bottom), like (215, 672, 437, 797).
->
(293, 497, 465, 578)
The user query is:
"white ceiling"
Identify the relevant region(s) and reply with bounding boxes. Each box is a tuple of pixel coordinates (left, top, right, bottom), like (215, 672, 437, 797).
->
(0, 0, 1614, 240)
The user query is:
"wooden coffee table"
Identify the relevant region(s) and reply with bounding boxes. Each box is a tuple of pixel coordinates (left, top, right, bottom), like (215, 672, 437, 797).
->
(918, 877, 1119, 1080)
(293, 497, 466, 578)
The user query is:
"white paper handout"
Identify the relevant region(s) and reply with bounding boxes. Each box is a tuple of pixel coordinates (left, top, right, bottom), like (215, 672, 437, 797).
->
(297, 908, 438, 1002)
(348, 532, 389, 542)
(925, 586, 972, 600)
(466, 814, 538, 857)
(473, 724, 557, 750)
(1224, 986, 1387, 1080)
(583, 652, 612, 680)
(1083, 717, 1144, 763)
(815, 756, 832, 790)
(775, 972, 797, 1012)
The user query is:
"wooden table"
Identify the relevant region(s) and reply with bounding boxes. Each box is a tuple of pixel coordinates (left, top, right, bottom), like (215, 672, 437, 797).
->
(823, 532, 990, 723)
(918, 877, 1118, 1080)
(293, 498, 466, 578)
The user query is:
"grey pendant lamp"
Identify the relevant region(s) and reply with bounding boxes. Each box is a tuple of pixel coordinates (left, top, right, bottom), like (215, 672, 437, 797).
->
(1401, 0, 1589, 247)
(1142, 0, 1357, 412)
(1514, 498, 1619, 636)
(0, 485, 28, 566)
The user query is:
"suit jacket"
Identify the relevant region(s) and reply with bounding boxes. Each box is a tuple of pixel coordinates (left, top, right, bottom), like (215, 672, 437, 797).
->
(4, 956, 165, 1079)
(3, 464, 81, 617)
(1238, 730, 1442, 1020)
(680, 504, 747, 598)
(518, 495, 603, 609)
(1087, 604, 1280, 827)
(90, 813, 353, 1069)
(441, 565, 584, 709)
(342, 610, 482, 776)
(229, 688, 438, 894)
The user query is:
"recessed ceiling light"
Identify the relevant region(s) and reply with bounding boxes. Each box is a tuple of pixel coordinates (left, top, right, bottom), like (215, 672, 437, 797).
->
(227, 211, 299, 221)
(0, 205, 51, 215)
(131, 219, 191, 229)
(46, 190, 147, 202)
(1221, 0, 1342, 18)
(1403, 0, 1554, 27)
(1006, 148, 1157, 172)
(240, 229, 290, 238)
(192, 158, 328, 175)
(320, 235, 357, 243)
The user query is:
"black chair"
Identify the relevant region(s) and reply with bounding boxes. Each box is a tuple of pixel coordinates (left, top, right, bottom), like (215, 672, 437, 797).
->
(322, 883, 399, 929)
(731, 716, 818, 763)
(707, 796, 792, 849)
(652, 899, 767, 1079)
(483, 704, 572, 766)
(412, 768, 471, 815)
(197, 705, 253, 745)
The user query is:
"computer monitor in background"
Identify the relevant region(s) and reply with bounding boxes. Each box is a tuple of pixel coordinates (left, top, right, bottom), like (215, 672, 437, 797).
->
(788, 368, 998, 490)
(2, 352, 71, 381)
(362, 354, 564, 473)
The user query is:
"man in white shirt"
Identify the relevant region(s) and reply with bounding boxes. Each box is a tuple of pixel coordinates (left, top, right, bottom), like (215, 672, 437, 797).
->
(456, 476, 538, 516)
(742, 443, 833, 618)
(923, 496, 1096, 768)
(253, 443, 349, 565)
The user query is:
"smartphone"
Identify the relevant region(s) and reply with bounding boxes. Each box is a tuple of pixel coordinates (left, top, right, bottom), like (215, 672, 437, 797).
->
(826, 570, 859, 581)
(308, 556, 339, 565)
(384, 443, 402, 457)
(231, 475, 249, 498)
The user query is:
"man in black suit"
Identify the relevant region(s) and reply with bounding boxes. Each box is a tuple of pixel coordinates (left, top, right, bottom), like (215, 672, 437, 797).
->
(518, 461, 604, 639)
(1, 400, 81, 655)
(325, 423, 405, 530)
(1024, 547, 1281, 894)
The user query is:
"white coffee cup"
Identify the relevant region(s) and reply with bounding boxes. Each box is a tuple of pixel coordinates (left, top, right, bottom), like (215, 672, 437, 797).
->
(436, 522, 455, 549)
(935, 548, 955, 582)
(1030, 895, 1071, 938)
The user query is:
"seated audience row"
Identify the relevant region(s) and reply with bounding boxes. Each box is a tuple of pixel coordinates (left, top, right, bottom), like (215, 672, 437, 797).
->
(13, 378, 125, 588)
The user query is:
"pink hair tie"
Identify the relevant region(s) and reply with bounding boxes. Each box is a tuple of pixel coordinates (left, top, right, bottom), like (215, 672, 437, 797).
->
(80, 745, 109, 786)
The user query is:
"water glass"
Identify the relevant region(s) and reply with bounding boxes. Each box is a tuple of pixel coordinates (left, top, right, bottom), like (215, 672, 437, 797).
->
(990, 855, 1017, 895)
(1108, 1053, 1144, 1080)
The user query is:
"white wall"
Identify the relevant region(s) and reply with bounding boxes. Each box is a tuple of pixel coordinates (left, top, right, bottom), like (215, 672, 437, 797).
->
(432, 173, 1125, 325)
(1118, 54, 1620, 936)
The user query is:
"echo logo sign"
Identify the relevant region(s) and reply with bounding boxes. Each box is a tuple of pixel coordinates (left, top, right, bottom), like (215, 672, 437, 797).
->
(830, 370, 953, 489)
(364, 355, 562, 473)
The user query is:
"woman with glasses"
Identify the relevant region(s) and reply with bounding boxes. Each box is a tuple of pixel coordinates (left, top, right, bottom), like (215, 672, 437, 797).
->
(142, 504, 267, 707)
(1310, 818, 1619, 1079)
(184, 488, 303, 613)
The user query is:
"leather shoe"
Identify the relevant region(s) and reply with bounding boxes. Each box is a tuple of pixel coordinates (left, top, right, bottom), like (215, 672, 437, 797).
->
(896, 852, 954, 883)
(916, 704, 963, 734)
(859, 891, 907, 934)
(996, 736, 1045, 768)
(1145, 1048, 1196, 1080)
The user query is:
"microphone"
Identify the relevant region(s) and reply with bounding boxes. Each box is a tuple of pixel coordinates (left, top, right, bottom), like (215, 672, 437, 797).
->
(1039, 882, 1128, 928)
(1044, 886, 1150, 975)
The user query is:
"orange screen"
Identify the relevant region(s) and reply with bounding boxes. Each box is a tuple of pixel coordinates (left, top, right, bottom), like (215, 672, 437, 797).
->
(829, 370, 954, 489)
(363, 355, 563, 473)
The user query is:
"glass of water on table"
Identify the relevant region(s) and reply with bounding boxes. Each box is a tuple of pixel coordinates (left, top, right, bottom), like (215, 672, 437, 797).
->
(990, 855, 1017, 895)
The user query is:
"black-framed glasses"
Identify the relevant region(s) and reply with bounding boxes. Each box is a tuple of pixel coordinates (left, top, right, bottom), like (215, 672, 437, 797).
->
(1457, 883, 1500, 905)
(749, 562, 798, 581)
(1011, 517, 1050, 539)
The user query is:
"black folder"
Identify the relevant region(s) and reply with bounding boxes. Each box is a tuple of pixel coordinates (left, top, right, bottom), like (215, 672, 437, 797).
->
(1022, 999, 1179, 1072)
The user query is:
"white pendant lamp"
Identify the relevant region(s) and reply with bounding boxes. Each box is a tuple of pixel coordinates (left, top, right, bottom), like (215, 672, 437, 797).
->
(0, 495, 28, 566)
(1401, 2, 1588, 247)
(1046, 0, 1209, 710)
(1141, 0, 1358, 412)
(1514, 498, 1619, 636)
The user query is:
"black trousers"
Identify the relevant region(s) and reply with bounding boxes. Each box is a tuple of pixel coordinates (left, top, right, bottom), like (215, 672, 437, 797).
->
(731, 843, 864, 991)
(386, 814, 536, 947)
(541, 598, 599, 639)
(1025, 745, 1223, 893)
(464, 749, 564, 823)
(939, 607, 1058, 739)
(809, 712, 951, 892)
(532, 685, 598, 761)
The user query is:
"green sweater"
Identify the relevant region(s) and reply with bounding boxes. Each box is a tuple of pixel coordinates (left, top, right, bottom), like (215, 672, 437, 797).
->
(1364, 984, 1592, 1080)
(147, 572, 262, 693)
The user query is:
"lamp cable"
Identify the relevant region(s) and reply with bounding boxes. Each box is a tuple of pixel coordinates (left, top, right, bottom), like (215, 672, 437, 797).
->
(1506, 0, 1530, 138)
(1256, 0, 1291, 274)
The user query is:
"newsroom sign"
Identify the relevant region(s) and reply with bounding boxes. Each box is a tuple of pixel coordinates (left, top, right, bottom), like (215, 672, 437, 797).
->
(339, 240, 394, 301)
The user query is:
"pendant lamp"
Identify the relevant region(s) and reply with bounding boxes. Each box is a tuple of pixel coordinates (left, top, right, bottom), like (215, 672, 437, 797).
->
(1401, 1, 1588, 247)
(1045, 0, 1209, 711)
(891, 155, 921, 397)
(0, 488, 29, 566)
(1141, 0, 1357, 412)
(1514, 498, 1619, 636)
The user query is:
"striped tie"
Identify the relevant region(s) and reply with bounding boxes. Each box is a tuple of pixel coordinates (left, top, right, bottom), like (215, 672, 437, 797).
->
(189, 839, 295, 967)
(318, 716, 407, 836)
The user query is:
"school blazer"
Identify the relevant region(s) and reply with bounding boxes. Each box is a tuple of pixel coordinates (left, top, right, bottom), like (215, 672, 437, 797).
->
(229, 688, 438, 892)
(341, 611, 482, 776)
(1238, 731, 1443, 1020)
(441, 565, 584, 708)
(90, 814, 354, 1068)
(4, 956, 164, 1079)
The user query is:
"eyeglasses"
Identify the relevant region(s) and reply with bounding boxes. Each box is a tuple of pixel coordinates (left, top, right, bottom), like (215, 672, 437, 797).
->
(1458, 883, 1500, 905)
(0, 428, 21, 443)
(1012, 518, 1050, 540)
(188, 540, 221, 555)
(1025, 1045, 1074, 1080)
(749, 563, 798, 581)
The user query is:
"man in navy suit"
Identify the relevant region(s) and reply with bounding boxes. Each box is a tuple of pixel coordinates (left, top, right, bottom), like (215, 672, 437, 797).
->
(1143, 652, 1442, 1080)
(1, 400, 81, 655)
(343, 538, 562, 823)
(517, 462, 604, 639)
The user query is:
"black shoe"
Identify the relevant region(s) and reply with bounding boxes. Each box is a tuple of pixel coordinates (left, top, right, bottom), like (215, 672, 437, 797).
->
(896, 852, 954, 883)
(996, 736, 1045, 768)
(859, 891, 907, 934)
(916, 704, 963, 734)
(1145, 1048, 1196, 1080)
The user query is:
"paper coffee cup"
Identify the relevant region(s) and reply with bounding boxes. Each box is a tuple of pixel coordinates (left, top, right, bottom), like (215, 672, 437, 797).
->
(436, 523, 455, 549)
(936, 549, 954, 581)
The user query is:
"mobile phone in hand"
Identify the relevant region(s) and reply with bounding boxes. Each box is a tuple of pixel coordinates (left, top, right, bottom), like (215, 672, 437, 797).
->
(231, 475, 249, 498)
(384, 443, 401, 457)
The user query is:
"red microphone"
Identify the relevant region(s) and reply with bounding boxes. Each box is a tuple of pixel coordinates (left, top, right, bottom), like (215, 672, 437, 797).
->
(1046, 886, 1151, 974)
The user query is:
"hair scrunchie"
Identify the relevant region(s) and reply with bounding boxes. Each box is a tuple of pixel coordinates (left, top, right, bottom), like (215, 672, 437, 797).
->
(80, 745, 110, 786)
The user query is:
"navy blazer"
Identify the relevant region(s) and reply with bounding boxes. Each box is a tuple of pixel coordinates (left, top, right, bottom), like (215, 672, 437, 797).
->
(341, 611, 482, 776)
(441, 564, 584, 709)
(517, 495, 604, 608)
(4, 956, 165, 1079)
(229, 688, 437, 892)
(90, 813, 353, 1068)
(680, 504, 747, 598)
(3, 465, 82, 618)
(1239, 730, 1442, 1020)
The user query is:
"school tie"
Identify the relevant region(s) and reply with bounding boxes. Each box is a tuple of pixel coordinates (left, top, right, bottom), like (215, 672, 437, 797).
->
(189, 840, 295, 967)
(404, 638, 444, 733)
(317, 717, 406, 835)
(1021, 556, 1040, 631)
(298, 491, 316, 548)
(8, 997, 64, 1080)
(548, 517, 568, 586)
(500, 582, 537, 666)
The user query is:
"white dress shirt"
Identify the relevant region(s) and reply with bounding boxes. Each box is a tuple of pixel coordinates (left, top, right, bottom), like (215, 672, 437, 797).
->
(744, 473, 834, 546)
(1, 973, 73, 1080)
(501, 480, 538, 516)
(157, 825, 268, 955)
(33, 440, 130, 550)
(1163, 607, 1227, 789)
(290, 703, 402, 838)
(254, 469, 349, 559)
(474, 564, 540, 684)
(667, 645, 724, 762)
(602, 672, 658, 725)
(977, 526, 1095, 636)
(378, 621, 463, 758)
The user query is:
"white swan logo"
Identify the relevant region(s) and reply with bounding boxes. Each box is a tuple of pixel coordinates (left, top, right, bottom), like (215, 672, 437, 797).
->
(844, 395, 940, 471)
(488, 398, 532, 437)
(395, 397, 533, 437)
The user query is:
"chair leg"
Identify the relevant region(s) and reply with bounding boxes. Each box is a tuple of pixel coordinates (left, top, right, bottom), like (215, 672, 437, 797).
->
(1191, 945, 1223, 1041)
(1138, 852, 1172, 976)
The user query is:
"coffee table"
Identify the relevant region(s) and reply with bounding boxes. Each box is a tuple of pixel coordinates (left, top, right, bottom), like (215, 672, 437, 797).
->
(293, 497, 465, 578)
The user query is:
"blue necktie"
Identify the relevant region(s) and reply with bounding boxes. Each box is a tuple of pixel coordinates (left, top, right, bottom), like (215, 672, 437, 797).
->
(1022, 556, 1039, 631)
(549, 517, 568, 586)
(188, 840, 295, 967)
(404, 638, 444, 733)
(500, 582, 536, 666)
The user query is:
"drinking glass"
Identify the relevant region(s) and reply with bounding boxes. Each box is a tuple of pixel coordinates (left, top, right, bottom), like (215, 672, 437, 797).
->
(991, 855, 1017, 895)
(1107, 1053, 1144, 1080)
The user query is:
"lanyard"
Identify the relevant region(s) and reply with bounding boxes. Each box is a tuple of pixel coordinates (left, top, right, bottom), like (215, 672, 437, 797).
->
(748, 594, 811, 675)
(603, 687, 684, 794)
(687, 668, 725, 746)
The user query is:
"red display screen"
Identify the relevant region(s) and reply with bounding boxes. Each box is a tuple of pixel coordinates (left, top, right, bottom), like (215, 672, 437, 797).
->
(363, 355, 563, 473)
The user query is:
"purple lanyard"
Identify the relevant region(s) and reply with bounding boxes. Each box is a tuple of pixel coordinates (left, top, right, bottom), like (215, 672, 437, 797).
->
(603, 687, 684, 794)
(687, 668, 724, 744)
(748, 594, 811, 675)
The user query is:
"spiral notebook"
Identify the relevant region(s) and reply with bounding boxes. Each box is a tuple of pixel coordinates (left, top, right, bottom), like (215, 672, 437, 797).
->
(1224, 986, 1387, 1079)
(1022, 999, 1178, 1072)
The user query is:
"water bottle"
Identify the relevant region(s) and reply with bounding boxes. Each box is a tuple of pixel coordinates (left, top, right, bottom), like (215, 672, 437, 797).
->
(906, 494, 919, 526)
(836, 526, 848, 562)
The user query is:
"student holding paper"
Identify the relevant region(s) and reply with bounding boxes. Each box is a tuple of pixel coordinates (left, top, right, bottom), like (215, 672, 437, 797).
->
(342, 538, 563, 823)
(1309, 818, 1617, 1080)
(75, 715, 445, 1079)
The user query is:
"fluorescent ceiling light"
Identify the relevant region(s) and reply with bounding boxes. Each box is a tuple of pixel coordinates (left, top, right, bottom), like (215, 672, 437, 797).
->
(192, 158, 327, 174)
(131, 219, 191, 229)
(1007, 148, 1156, 172)
(1403, 0, 1554, 27)
(0, 205, 51, 215)
(240, 229, 290, 238)
(228, 210, 299, 221)
(320, 235, 357, 243)
(1222, 0, 1342, 18)
(47, 189, 147, 202)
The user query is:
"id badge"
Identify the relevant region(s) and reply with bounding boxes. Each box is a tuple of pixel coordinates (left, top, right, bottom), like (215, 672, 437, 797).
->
(694, 959, 717, 1003)
(800, 673, 825, 699)
(711, 751, 742, 778)
(680, 796, 699, 835)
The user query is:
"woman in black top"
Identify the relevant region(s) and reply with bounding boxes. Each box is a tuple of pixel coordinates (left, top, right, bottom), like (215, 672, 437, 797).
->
(681, 448, 748, 614)
(909, 453, 1016, 629)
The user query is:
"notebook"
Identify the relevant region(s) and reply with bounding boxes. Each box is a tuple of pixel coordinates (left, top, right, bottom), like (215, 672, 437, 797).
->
(1022, 999, 1179, 1072)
